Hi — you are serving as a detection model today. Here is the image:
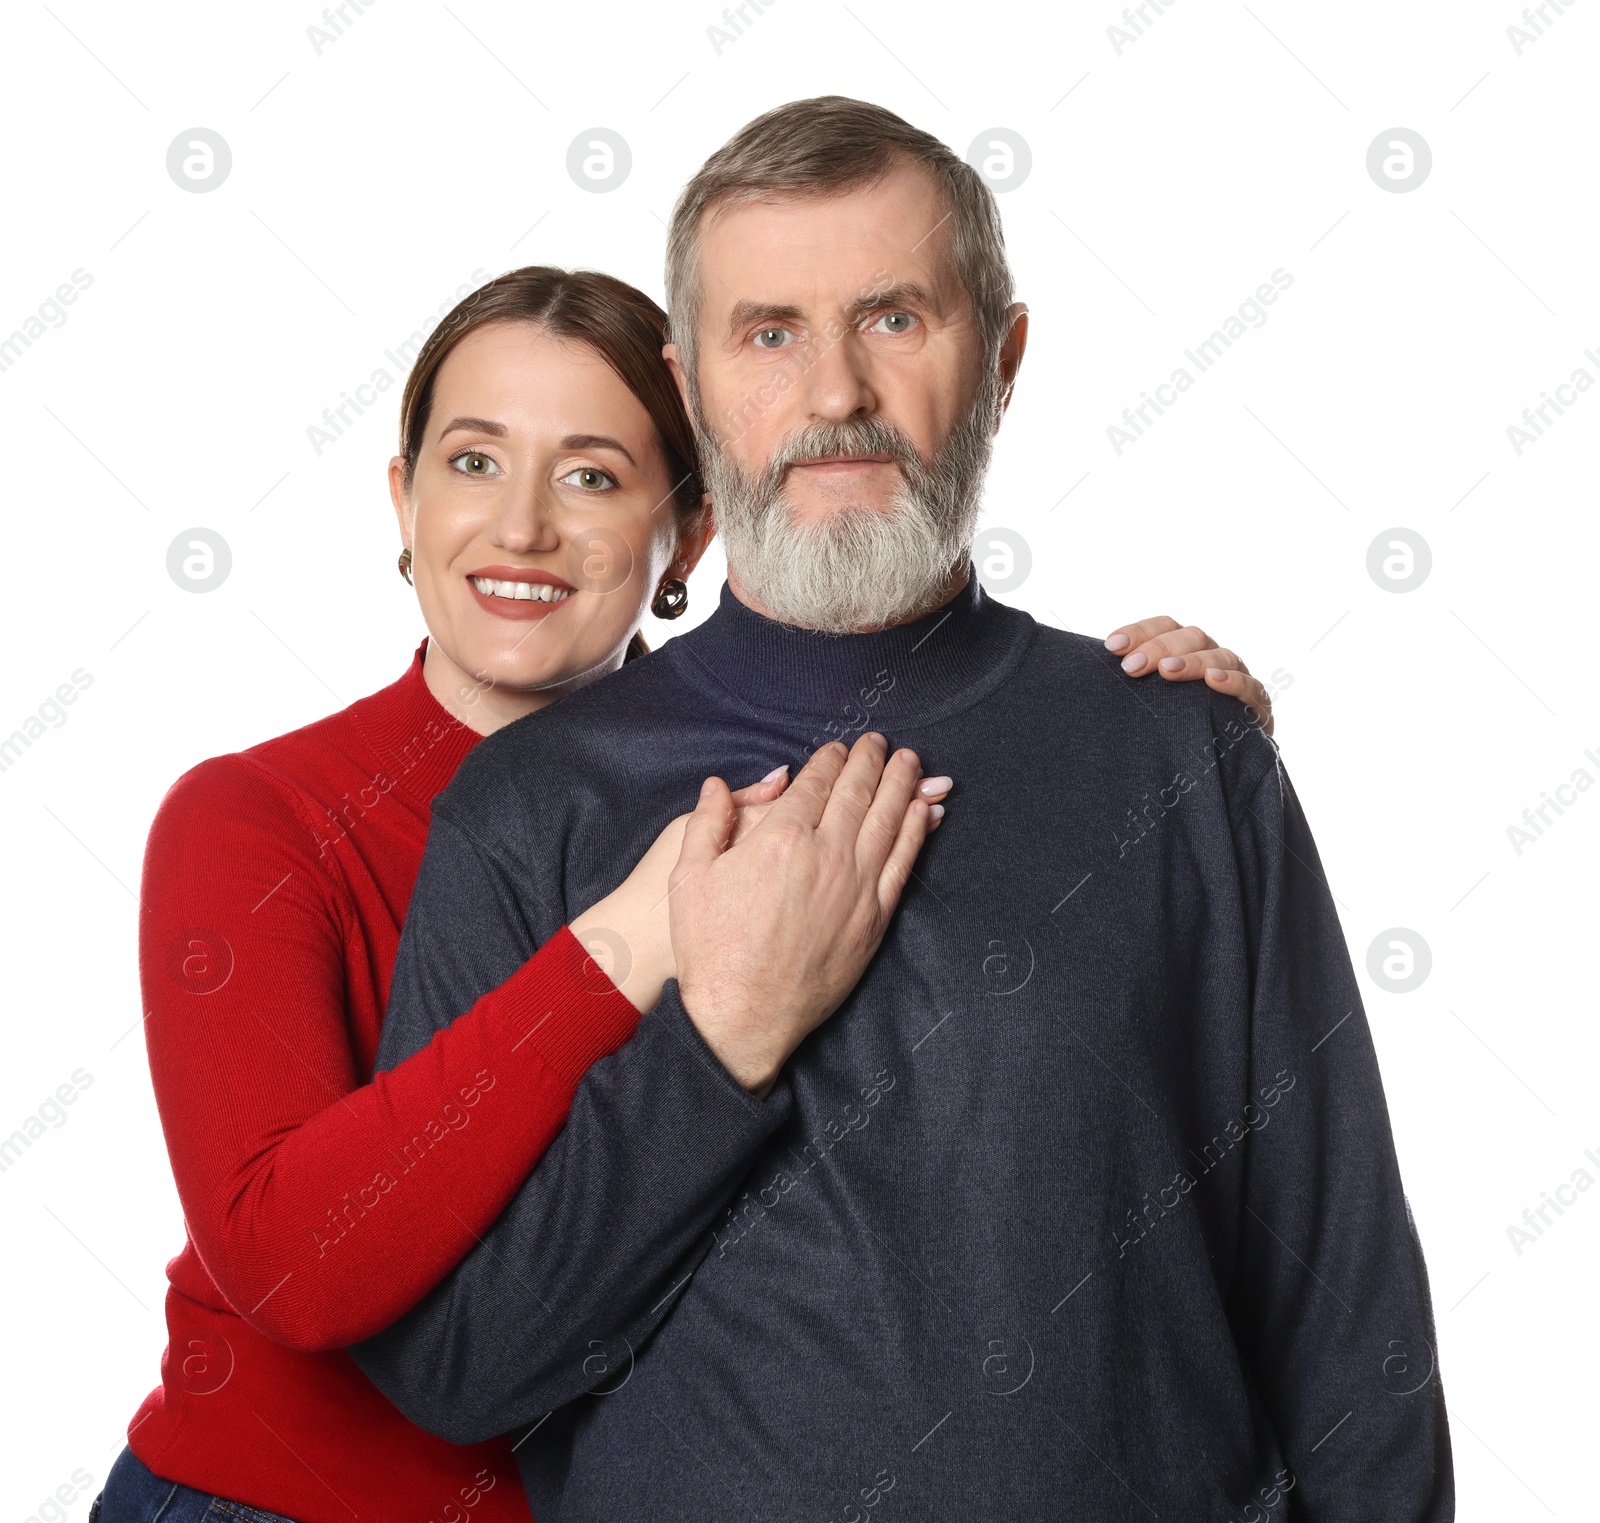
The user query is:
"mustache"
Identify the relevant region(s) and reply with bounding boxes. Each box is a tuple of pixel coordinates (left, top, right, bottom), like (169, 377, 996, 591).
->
(766, 418, 927, 479)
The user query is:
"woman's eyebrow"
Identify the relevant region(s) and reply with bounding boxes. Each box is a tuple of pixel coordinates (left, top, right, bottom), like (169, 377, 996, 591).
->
(438, 416, 508, 440)
(561, 433, 637, 466)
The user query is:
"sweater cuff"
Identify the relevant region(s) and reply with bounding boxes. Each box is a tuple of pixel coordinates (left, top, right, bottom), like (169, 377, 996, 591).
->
(486, 925, 643, 1089)
(652, 979, 795, 1127)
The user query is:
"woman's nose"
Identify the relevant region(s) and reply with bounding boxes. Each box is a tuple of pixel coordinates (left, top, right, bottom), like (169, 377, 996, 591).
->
(490, 476, 561, 553)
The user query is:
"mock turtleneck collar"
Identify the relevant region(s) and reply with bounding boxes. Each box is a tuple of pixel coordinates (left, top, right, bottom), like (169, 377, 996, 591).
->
(350, 641, 480, 806)
(671, 567, 1034, 726)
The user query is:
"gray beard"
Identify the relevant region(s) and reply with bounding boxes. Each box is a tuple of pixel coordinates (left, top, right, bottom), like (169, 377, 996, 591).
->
(694, 375, 996, 634)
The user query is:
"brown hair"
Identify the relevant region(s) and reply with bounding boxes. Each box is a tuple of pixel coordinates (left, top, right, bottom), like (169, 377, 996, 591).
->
(398, 267, 706, 660)
(665, 96, 1014, 381)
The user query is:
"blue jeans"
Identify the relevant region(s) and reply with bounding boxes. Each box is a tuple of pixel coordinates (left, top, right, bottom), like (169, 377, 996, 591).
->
(90, 1448, 302, 1523)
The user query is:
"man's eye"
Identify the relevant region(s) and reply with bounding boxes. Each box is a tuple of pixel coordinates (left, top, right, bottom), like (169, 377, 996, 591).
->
(558, 467, 616, 491)
(870, 311, 917, 335)
(450, 451, 501, 476)
(753, 327, 794, 349)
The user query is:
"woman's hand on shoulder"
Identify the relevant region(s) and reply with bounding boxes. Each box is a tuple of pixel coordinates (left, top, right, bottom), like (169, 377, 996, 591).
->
(1103, 614, 1276, 736)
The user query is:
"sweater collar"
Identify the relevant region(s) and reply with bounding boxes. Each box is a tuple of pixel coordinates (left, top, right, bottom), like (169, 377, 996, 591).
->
(671, 566, 1033, 726)
(350, 641, 480, 806)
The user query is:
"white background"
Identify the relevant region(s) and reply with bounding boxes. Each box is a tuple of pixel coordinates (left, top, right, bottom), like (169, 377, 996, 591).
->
(1, 0, 1595, 1515)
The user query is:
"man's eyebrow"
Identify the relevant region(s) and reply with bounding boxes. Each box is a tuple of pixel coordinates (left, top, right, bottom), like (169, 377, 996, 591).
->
(560, 433, 636, 466)
(846, 280, 933, 319)
(437, 416, 508, 440)
(726, 300, 805, 338)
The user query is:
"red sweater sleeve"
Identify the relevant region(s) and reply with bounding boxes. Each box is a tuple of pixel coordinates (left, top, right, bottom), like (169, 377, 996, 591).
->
(139, 755, 640, 1353)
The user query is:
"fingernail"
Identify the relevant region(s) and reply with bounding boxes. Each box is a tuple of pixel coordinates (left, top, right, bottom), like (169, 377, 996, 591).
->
(1206, 667, 1228, 681)
(1121, 652, 1148, 674)
(761, 765, 789, 783)
(918, 776, 953, 797)
(1159, 656, 1185, 674)
(1105, 632, 1130, 653)
(700, 778, 717, 798)
(928, 803, 946, 821)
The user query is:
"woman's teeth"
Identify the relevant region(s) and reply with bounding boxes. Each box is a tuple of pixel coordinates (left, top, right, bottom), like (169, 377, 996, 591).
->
(470, 577, 573, 603)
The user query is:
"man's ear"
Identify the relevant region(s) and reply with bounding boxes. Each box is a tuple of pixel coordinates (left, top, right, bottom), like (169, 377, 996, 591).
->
(994, 302, 1029, 429)
(388, 456, 413, 546)
(663, 342, 694, 418)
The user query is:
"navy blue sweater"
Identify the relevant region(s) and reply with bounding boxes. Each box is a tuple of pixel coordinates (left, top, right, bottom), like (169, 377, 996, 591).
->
(352, 575, 1452, 1521)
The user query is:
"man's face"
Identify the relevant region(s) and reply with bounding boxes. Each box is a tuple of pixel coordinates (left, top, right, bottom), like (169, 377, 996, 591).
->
(684, 160, 988, 521)
(667, 159, 1018, 632)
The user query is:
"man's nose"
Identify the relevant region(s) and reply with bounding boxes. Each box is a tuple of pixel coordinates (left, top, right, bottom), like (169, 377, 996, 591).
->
(798, 327, 878, 422)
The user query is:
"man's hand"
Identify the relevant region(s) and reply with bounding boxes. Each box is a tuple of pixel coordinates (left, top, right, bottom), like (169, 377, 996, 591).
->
(1104, 615, 1277, 736)
(569, 767, 791, 1015)
(669, 734, 944, 1097)
(570, 756, 949, 1022)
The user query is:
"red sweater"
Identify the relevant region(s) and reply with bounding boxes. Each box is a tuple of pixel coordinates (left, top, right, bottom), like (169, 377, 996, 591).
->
(128, 644, 641, 1522)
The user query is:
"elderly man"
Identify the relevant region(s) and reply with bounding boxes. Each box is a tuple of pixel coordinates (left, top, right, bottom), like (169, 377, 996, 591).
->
(354, 97, 1452, 1520)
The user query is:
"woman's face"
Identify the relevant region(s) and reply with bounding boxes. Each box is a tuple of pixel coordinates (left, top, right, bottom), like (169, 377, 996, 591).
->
(391, 320, 703, 724)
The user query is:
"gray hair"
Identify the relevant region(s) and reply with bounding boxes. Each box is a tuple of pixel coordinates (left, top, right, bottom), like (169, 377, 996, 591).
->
(699, 366, 998, 633)
(664, 96, 1014, 385)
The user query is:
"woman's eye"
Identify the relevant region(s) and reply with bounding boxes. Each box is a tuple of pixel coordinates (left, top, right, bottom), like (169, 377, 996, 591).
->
(558, 466, 617, 491)
(870, 311, 917, 335)
(450, 451, 501, 477)
(752, 327, 794, 350)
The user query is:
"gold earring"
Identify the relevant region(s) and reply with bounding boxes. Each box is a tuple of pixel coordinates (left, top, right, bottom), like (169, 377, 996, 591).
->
(398, 547, 413, 585)
(651, 576, 688, 620)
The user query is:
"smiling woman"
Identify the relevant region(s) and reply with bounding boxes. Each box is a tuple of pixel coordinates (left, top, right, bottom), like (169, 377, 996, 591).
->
(390, 270, 712, 726)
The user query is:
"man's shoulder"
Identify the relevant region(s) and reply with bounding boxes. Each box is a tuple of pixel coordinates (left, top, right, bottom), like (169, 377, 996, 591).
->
(1021, 622, 1280, 800)
(438, 643, 699, 823)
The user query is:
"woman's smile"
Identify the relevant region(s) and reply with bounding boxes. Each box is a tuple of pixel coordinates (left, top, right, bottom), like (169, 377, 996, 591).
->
(465, 564, 578, 621)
